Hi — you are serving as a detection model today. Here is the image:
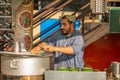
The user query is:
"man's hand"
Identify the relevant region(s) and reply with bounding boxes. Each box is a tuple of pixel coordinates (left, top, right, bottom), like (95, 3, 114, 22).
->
(30, 46, 40, 54)
(30, 42, 47, 54)
(43, 45, 56, 53)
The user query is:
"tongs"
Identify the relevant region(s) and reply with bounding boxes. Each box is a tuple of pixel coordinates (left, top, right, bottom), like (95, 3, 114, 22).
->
(36, 47, 52, 56)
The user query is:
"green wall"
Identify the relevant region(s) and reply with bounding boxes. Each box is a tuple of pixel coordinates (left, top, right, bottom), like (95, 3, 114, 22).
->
(110, 7, 120, 32)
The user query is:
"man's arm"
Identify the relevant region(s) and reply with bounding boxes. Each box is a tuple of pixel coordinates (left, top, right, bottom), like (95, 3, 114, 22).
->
(54, 46, 73, 54)
(42, 45, 74, 55)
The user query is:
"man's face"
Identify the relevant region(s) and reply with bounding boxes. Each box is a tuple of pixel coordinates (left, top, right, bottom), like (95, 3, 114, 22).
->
(60, 18, 72, 35)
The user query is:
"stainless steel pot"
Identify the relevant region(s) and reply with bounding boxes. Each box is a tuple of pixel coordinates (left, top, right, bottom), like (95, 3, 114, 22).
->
(111, 62, 120, 79)
(0, 51, 51, 76)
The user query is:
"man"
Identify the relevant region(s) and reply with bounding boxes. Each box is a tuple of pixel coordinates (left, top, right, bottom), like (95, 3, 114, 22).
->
(31, 15, 84, 70)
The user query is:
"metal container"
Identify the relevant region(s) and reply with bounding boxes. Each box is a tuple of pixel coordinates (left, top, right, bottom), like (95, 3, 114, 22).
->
(111, 62, 120, 79)
(0, 51, 51, 76)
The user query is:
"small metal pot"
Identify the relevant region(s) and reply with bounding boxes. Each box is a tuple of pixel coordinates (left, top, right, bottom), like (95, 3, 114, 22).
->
(111, 62, 120, 79)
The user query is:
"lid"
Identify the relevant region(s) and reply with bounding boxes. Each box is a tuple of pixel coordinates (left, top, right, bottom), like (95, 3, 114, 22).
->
(0, 51, 53, 58)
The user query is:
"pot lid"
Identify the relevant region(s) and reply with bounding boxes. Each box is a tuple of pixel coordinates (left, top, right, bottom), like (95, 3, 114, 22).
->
(0, 51, 53, 58)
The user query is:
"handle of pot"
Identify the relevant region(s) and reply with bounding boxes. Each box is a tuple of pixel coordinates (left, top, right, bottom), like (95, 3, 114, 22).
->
(10, 59, 20, 69)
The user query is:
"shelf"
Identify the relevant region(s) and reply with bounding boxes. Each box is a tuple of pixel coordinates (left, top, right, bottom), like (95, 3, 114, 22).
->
(0, 16, 12, 18)
(0, 3, 11, 6)
(0, 29, 13, 31)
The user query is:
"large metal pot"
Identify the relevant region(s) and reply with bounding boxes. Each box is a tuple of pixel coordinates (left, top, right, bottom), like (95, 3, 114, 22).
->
(0, 51, 51, 76)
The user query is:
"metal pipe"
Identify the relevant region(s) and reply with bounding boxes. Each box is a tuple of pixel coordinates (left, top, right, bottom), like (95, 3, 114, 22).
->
(72, 2, 90, 15)
(33, 0, 61, 18)
(33, 7, 55, 24)
(80, 2, 90, 10)
(33, 7, 63, 29)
